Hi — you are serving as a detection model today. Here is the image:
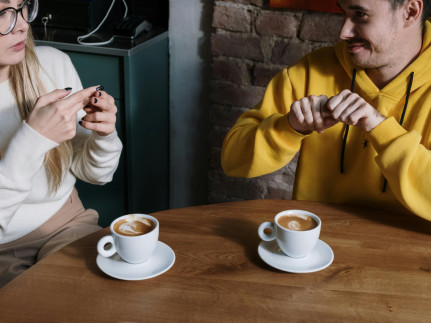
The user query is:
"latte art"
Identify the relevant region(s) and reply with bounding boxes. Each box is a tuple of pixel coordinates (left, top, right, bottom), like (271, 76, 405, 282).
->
(113, 217, 154, 236)
(285, 220, 302, 231)
(278, 214, 318, 231)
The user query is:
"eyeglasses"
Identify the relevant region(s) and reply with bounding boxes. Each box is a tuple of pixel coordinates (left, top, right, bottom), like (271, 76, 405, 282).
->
(0, 0, 39, 35)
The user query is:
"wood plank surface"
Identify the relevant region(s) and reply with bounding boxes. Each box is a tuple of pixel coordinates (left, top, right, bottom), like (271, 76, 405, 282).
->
(0, 199, 430, 322)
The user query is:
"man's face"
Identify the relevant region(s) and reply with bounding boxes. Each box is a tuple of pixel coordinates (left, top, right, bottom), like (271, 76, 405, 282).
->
(338, 0, 405, 70)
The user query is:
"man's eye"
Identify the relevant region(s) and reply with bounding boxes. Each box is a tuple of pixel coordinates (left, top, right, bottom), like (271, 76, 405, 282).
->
(355, 11, 367, 18)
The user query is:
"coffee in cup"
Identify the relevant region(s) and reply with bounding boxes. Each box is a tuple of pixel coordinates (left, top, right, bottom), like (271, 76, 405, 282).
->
(113, 216, 155, 236)
(277, 214, 318, 231)
(97, 214, 159, 264)
(258, 210, 321, 258)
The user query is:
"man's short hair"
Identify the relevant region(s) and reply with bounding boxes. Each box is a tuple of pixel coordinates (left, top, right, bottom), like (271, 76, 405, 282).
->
(389, 0, 430, 27)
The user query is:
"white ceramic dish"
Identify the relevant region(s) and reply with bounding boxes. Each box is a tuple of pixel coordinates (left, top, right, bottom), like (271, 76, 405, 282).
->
(258, 239, 334, 273)
(97, 241, 175, 280)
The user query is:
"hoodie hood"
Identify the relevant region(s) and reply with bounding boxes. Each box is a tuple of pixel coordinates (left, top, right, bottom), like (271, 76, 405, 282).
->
(334, 18, 431, 102)
(333, 19, 431, 191)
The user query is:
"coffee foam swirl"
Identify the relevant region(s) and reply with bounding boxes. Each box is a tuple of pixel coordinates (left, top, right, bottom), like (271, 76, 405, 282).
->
(118, 219, 151, 234)
(114, 217, 154, 236)
(286, 214, 308, 230)
(285, 220, 301, 231)
(278, 213, 317, 231)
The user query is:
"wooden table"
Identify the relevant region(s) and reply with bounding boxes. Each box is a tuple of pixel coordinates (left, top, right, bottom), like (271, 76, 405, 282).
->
(1, 199, 431, 322)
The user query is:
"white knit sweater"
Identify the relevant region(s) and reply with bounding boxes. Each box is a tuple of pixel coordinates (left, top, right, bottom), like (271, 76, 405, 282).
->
(0, 46, 123, 243)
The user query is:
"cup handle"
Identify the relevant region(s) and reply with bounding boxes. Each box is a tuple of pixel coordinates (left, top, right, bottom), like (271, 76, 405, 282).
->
(97, 235, 117, 258)
(258, 222, 276, 241)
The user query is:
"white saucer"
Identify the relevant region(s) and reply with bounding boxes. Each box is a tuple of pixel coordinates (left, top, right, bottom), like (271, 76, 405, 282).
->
(96, 241, 175, 280)
(258, 239, 334, 273)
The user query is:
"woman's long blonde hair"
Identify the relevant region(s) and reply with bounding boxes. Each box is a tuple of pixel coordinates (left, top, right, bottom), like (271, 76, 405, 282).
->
(9, 28, 72, 193)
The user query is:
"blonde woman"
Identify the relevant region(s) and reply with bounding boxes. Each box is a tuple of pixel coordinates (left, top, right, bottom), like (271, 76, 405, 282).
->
(0, 0, 122, 287)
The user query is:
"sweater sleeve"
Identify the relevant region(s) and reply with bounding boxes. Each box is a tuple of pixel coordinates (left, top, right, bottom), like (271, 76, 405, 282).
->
(369, 117, 431, 221)
(70, 129, 122, 185)
(0, 122, 58, 236)
(221, 68, 308, 178)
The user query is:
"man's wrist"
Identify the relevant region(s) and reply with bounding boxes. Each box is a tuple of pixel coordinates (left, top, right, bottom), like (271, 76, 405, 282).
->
(287, 113, 312, 135)
(365, 114, 386, 132)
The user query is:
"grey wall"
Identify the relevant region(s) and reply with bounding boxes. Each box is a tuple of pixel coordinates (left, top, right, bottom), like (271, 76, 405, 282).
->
(168, 0, 213, 208)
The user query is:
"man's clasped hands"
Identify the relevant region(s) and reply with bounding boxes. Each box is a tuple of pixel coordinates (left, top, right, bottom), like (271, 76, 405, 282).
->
(288, 89, 386, 134)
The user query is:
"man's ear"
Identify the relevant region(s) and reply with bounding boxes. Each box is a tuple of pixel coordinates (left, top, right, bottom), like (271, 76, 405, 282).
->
(403, 0, 423, 27)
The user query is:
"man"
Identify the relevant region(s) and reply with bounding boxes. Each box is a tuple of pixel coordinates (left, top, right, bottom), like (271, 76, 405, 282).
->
(221, 0, 431, 221)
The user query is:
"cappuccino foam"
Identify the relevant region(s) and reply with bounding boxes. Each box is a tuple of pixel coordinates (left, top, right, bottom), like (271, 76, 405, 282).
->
(278, 214, 317, 231)
(114, 216, 154, 236)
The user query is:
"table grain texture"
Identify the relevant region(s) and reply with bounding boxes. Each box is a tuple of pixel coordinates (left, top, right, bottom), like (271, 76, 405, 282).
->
(0, 199, 430, 322)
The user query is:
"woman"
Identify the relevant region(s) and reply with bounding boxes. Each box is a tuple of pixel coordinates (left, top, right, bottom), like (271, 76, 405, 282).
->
(0, 0, 123, 287)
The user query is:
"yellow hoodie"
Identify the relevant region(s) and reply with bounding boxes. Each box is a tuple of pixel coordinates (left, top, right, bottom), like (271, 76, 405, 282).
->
(222, 21, 431, 221)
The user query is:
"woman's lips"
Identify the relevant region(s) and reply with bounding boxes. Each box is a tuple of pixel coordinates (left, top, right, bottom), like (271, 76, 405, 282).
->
(11, 41, 25, 51)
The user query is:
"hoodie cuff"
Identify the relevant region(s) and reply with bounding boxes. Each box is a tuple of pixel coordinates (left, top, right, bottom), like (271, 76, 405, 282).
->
(274, 114, 310, 144)
(369, 117, 408, 153)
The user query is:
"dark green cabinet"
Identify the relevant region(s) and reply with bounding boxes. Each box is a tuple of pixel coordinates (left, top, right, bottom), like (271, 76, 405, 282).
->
(37, 33, 169, 227)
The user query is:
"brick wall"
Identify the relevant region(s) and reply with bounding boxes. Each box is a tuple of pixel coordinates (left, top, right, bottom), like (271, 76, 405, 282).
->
(208, 0, 343, 203)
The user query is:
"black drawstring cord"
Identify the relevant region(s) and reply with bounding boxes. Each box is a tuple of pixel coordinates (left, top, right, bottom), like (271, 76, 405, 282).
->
(382, 71, 414, 192)
(340, 68, 357, 174)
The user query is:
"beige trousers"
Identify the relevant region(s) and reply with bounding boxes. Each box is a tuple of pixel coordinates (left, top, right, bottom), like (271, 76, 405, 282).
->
(0, 188, 101, 288)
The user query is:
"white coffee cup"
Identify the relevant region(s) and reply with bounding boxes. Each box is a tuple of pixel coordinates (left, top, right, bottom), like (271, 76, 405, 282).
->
(258, 210, 321, 258)
(97, 214, 159, 264)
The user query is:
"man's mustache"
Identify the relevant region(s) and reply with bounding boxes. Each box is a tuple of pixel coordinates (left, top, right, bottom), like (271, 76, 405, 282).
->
(346, 38, 368, 44)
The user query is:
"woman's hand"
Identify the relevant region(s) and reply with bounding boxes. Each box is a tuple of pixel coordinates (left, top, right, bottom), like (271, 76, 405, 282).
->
(27, 86, 98, 144)
(80, 87, 118, 136)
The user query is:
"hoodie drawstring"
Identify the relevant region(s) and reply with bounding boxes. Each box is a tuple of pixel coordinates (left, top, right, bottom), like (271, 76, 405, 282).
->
(340, 68, 356, 174)
(339, 70, 414, 193)
(382, 71, 414, 192)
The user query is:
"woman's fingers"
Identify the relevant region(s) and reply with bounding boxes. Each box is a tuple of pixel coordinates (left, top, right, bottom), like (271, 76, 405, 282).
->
(33, 88, 72, 109)
(80, 90, 118, 136)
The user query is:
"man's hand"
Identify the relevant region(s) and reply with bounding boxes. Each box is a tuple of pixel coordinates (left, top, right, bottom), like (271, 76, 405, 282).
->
(288, 95, 339, 134)
(327, 90, 386, 132)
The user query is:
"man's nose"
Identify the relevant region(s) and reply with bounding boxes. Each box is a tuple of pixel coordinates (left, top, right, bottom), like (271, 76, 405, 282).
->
(339, 18, 356, 40)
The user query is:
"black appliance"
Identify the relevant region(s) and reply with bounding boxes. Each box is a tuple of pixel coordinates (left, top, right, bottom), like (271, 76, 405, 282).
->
(32, 0, 124, 32)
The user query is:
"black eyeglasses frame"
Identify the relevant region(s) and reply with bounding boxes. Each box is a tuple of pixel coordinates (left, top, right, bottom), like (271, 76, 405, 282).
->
(0, 0, 39, 36)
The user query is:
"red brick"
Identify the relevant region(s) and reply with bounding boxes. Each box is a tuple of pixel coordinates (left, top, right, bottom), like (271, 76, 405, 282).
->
(209, 104, 246, 128)
(208, 170, 265, 200)
(209, 125, 232, 149)
(217, 0, 264, 6)
(208, 192, 238, 204)
(210, 81, 266, 108)
(312, 42, 335, 51)
(208, 116, 237, 150)
(271, 40, 313, 66)
(212, 59, 249, 85)
(213, 5, 252, 33)
(300, 12, 344, 43)
(265, 186, 292, 199)
(209, 147, 222, 171)
(250, 0, 264, 6)
(253, 64, 284, 87)
(256, 11, 301, 37)
(211, 32, 264, 61)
